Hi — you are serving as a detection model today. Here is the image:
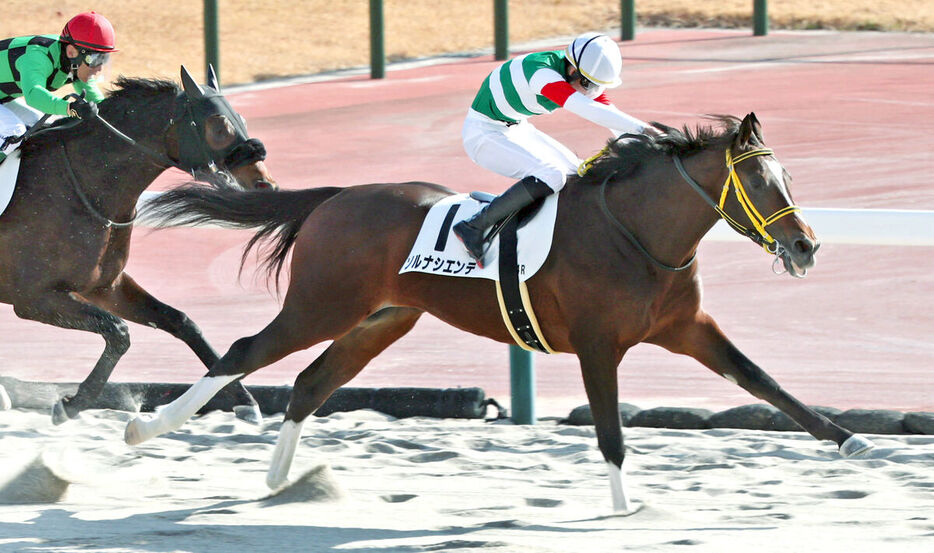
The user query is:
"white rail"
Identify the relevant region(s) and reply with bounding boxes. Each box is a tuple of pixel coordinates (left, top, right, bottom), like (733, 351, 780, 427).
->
(704, 208, 934, 246)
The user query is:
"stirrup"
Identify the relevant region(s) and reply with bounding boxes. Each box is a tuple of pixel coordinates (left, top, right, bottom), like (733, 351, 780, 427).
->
(453, 221, 487, 265)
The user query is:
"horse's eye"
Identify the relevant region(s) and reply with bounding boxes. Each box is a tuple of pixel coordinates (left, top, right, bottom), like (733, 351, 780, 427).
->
(204, 115, 236, 149)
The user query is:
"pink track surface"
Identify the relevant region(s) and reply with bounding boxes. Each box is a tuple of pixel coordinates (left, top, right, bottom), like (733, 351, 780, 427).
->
(2, 29, 932, 416)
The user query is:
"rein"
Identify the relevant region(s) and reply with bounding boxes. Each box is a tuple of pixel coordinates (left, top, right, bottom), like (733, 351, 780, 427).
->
(94, 111, 176, 169)
(52, 91, 261, 229)
(59, 140, 136, 228)
(598, 169, 696, 272)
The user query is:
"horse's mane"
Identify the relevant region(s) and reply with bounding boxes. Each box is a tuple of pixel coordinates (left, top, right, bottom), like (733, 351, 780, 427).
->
(21, 76, 180, 152)
(104, 75, 180, 104)
(576, 115, 742, 185)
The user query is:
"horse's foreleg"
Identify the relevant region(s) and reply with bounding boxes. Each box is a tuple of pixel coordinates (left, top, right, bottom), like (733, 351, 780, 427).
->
(267, 307, 423, 489)
(577, 342, 634, 513)
(86, 274, 262, 424)
(14, 291, 130, 424)
(658, 313, 874, 456)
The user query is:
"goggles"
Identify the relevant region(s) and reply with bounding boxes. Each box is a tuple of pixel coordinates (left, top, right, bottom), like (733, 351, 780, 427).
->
(77, 49, 110, 67)
(579, 75, 599, 91)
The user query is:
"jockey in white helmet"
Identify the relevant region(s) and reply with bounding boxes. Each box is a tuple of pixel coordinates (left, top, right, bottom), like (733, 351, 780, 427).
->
(454, 32, 659, 267)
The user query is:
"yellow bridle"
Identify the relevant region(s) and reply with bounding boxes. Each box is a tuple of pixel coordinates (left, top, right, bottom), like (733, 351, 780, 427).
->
(715, 148, 801, 253)
(580, 141, 803, 270)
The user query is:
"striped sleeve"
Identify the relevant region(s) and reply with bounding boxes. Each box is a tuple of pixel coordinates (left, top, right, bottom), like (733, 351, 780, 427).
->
(15, 49, 69, 115)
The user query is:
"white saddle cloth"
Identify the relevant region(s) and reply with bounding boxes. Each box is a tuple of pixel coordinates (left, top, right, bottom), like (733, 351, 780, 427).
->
(399, 192, 558, 282)
(0, 150, 21, 218)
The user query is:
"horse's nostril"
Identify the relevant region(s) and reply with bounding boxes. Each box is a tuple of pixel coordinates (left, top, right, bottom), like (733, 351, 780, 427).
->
(795, 238, 815, 255)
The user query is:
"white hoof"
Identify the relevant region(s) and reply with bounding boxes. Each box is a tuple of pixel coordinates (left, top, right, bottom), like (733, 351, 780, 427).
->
(0, 384, 11, 410)
(840, 434, 875, 457)
(234, 404, 263, 425)
(266, 472, 288, 490)
(124, 416, 155, 446)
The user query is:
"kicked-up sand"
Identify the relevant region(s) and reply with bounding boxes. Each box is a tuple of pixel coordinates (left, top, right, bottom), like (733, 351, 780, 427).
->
(0, 407, 932, 552)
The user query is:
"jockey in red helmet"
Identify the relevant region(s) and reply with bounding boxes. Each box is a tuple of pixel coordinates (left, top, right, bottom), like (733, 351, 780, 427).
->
(0, 12, 117, 162)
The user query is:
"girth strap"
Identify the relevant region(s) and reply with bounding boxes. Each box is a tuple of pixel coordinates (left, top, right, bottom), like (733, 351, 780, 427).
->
(495, 217, 555, 354)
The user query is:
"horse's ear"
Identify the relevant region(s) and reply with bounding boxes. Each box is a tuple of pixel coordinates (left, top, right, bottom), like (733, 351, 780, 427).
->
(206, 64, 221, 93)
(737, 112, 763, 146)
(180, 65, 205, 99)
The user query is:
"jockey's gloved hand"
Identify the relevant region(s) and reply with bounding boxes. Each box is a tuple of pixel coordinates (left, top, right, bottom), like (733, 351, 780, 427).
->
(68, 96, 98, 120)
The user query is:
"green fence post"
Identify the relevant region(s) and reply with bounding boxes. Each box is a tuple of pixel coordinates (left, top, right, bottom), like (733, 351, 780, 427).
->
(494, 0, 509, 61)
(369, 0, 385, 79)
(203, 0, 220, 83)
(509, 345, 535, 424)
(753, 0, 768, 36)
(621, 0, 636, 41)
(619, 0, 636, 40)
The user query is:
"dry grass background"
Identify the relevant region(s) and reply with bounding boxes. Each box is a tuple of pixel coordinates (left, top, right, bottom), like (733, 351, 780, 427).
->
(3, 1, 932, 87)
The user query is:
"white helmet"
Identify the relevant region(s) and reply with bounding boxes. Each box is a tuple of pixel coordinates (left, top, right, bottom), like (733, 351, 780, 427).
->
(565, 32, 623, 88)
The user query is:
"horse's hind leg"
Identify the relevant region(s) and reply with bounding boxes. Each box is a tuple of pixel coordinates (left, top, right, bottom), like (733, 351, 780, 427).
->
(658, 313, 874, 457)
(267, 306, 423, 489)
(125, 294, 380, 445)
(13, 291, 130, 424)
(85, 273, 262, 423)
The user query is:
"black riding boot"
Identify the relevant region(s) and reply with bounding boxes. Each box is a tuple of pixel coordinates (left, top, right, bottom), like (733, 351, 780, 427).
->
(453, 176, 553, 266)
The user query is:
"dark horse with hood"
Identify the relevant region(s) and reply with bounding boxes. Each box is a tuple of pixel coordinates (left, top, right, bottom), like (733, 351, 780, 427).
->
(0, 66, 276, 424)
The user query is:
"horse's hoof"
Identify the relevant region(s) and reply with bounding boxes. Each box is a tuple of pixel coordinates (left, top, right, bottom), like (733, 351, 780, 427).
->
(124, 416, 152, 446)
(0, 385, 11, 410)
(840, 434, 875, 457)
(611, 502, 645, 517)
(266, 472, 288, 490)
(51, 399, 75, 425)
(233, 404, 263, 426)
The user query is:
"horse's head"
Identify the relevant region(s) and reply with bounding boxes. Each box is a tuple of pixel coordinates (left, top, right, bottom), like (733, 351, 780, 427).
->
(721, 113, 819, 278)
(169, 65, 277, 191)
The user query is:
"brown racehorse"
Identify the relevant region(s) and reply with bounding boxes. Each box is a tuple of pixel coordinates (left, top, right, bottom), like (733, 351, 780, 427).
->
(125, 113, 874, 512)
(0, 67, 276, 424)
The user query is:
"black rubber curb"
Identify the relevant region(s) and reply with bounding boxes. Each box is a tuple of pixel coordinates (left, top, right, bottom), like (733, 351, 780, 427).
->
(0, 377, 493, 420)
(2, 377, 931, 435)
(563, 403, 934, 435)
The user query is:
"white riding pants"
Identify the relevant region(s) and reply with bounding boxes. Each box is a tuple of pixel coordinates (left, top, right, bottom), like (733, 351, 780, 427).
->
(462, 109, 581, 193)
(0, 99, 43, 156)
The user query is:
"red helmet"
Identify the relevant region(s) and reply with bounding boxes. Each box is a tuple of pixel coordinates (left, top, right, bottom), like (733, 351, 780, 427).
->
(61, 12, 118, 52)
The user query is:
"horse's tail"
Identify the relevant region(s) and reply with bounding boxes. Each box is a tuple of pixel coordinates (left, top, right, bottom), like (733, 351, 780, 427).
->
(142, 185, 343, 285)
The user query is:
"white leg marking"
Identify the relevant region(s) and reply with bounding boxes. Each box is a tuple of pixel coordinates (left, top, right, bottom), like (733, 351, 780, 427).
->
(267, 419, 305, 489)
(124, 373, 243, 445)
(0, 384, 11, 410)
(607, 461, 634, 513)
